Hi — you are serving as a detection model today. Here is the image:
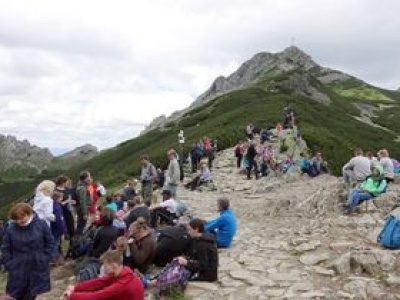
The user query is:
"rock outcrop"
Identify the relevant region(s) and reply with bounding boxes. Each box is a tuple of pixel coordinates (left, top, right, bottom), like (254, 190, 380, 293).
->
(0, 134, 53, 171)
(57, 144, 98, 162)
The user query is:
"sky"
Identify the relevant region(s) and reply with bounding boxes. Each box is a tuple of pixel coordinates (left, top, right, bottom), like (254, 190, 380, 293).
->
(0, 0, 399, 154)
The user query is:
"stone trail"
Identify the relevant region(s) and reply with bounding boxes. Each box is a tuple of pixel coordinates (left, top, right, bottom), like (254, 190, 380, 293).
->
(38, 145, 400, 300)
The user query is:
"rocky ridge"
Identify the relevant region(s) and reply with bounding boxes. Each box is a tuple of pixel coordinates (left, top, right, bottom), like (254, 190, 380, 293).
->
(142, 46, 353, 134)
(38, 133, 400, 300)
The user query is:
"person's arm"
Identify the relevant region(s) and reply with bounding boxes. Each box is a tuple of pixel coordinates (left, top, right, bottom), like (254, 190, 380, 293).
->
(185, 243, 208, 274)
(129, 236, 152, 265)
(1, 228, 12, 268)
(205, 215, 223, 232)
(42, 220, 55, 259)
(150, 165, 158, 182)
(69, 276, 115, 299)
(368, 179, 387, 195)
(343, 158, 354, 171)
(44, 199, 55, 223)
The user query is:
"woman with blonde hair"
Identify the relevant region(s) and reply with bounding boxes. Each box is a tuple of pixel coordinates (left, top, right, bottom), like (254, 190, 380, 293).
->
(33, 180, 56, 227)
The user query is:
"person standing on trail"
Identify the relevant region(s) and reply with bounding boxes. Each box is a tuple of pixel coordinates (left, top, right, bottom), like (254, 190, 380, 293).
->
(140, 155, 157, 207)
(76, 170, 92, 235)
(165, 149, 180, 197)
(246, 141, 259, 180)
(234, 141, 245, 169)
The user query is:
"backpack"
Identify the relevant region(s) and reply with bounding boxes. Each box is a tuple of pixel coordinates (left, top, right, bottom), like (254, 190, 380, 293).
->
(154, 258, 192, 297)
(69, 226, 97, 259)
(77, 257, 101, 282)
(378, 215, 400, 249)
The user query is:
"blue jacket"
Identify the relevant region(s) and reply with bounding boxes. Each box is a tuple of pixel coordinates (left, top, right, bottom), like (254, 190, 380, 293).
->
(1, 214, 54, 298)
(205, 209, 237, 248)
(51, 202, 67, 237)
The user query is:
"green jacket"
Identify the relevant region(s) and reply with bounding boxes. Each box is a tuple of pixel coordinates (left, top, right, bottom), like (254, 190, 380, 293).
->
(76, 181, 89, 216)
(360, 165, 387, 197)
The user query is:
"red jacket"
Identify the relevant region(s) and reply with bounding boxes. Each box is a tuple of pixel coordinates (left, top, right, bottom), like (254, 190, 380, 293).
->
(69, 267, 144, 300)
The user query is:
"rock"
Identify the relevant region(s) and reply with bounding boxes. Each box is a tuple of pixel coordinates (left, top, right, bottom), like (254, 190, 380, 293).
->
(343, 279, 383, 300)
(386, 274, 400, 287)
(295, 240, 321, 252)
(312, 266, 335, 276)
(299, 252, 330, 266)
(264, 289, 286, 297)
(57, 144, 98, 162)
(245, 286, 263, 297)
(330, 252, 351, 275)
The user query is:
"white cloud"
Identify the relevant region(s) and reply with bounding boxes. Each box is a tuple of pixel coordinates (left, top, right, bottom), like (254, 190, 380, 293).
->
(0, 0, 399, 152)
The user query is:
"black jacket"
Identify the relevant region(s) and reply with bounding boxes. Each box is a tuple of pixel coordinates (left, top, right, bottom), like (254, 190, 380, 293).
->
(246, 144, 257, 160)
(125, 206, 151, 228)
(186, 232, 218, 282)
(91, 225, 119, 258)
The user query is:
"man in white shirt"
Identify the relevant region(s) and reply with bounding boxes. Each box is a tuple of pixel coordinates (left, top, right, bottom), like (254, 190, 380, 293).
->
(165, 149, 180, 197)
(342, 149, 371, 185)
(150, 190, 178, 228)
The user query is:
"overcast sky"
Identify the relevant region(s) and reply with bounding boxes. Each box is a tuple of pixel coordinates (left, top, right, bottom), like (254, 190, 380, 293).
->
(0, 0, 399, 154)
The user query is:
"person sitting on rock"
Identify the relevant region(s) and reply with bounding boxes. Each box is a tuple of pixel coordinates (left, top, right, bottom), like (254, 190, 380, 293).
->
(299, 152, 318, 177)
(311, 152, 329, 175)
(378, 149, 395, 183)
(281, 154, 295, 173)
(63, 250, 144, 300)
(342, 148, 371, 187)
(205, 198, 237, 248)
(342, 164, 387, 214)
(185, 162, 212, 191)
(150, 190, 178, 228)
(124, 196, 151, 228)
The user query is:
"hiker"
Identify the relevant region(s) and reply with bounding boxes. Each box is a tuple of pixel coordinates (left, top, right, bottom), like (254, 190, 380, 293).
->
(378, 149, 395, 182)
(76, 171, 92, 235)
(63, 250, 144, 300)
(312, 152, 329, 175)
(104, 195, 118, 212)
(140, 154, 157, 207)
(1, 203, 54, 300)
(145, 218, 218, 288)
(155, 166, 165, 189)
(165, 149, 180, 197)
(246, 141, 259, 180)
(51, 191, 67, 261)
(123, 180, 137, 201)
(153, 218, 192, 267)
(342, 149, 371, 186)
(87, 180, 99, 218)
(260, 128, 272, 144)
(33, 180, 56, 227)
(55, 176, 76, 244)
(234, 141, 245, 169)
(209, 139, 218, 169)
(281, 154, 295, 174)
(205, 198, 237, 248)
(90, 208, 119, 258)
(299, 152, 318, 177)
(150, 190, 178, 228)
(245, 124, 254, 141)
(113, 210, 127, 235)
(186, 162, 212, 191)
(124, 196, 151, 228)
(342, 164, 387, 214)
(190, 143, 200, 173)
(125, 217, 156, 274)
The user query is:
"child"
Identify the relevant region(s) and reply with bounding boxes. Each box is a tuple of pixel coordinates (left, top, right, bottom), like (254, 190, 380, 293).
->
(105, 196, 118, 212)
(113, 210, 127, 235)
(51, 191, 67, 261)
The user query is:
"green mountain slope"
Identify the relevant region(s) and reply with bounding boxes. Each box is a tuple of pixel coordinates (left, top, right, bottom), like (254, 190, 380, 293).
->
(1, 48, 400, 219)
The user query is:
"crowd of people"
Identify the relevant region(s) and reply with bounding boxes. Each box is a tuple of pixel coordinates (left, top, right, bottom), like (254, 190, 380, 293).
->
(0, 145, 237, 300)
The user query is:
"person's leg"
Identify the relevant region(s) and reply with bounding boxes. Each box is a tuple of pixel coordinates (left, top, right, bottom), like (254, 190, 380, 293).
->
(143, 183, 152, 207)
(76, 212, 87, 235)
(253, 160, 259, 179)
(191, 176, 200, 191)
(247, 159, 253, 179)
(51, 234, 61, 259)
(347, 190, 371, 208)
(150, 209, 159, 228)
(168, 184, 177, 198)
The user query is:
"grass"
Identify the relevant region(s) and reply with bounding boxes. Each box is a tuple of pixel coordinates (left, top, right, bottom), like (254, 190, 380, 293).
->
(332, 85, 394, 102)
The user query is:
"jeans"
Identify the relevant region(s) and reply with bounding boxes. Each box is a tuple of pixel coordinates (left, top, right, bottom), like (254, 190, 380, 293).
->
(346, 189, 373, 208)
(51, 234, 62, 259)
(167, 183, 177, 197)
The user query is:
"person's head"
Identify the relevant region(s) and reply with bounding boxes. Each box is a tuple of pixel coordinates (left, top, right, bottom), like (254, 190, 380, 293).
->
(9, 203, 33, 227)
(115, 210, 125, 220)
(101, 207, 115, 226)
(100, 250, 124, 276)
(115, 193, 122, 200)
(354, 148, 363, 157)
(187, 218, 206, 238)
(52, 191, 63, 203)
(132, 196, 143, 206)
(371, 164, 384, 179)
(162, 189, 172, 201)
(55, 175, 69, 188)
(79, 170, 91, 184)
(36, 180, 56, 197)
(366, 151, 374, 160)
(106, 196, 113, 204)
(129, 217, 148, 240)
(167, 149, 177, 160)
(140, 154, 149, 165)
(200, 162, 207, 170)
(378, 149, 389, 158)
(217, 197, 230, 212)
(115, 236, 128, 253)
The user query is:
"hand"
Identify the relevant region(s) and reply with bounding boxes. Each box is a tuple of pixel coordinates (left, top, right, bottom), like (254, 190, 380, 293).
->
(69, 200, 76, 205)
(177, 256, 188, 266)
(63, 285, 75, 298)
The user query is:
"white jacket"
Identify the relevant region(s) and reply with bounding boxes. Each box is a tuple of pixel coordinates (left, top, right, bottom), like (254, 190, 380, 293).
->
(33, 192, 55, 227)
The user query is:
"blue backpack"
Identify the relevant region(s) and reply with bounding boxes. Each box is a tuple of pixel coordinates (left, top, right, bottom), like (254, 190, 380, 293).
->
(377, 215, 400, 249)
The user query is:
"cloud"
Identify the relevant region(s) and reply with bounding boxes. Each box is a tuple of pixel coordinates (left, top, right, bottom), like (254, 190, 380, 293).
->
(0, 0, 399, 152)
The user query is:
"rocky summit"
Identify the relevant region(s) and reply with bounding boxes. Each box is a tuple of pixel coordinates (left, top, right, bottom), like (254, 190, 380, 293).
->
(38, 136, 400, 300)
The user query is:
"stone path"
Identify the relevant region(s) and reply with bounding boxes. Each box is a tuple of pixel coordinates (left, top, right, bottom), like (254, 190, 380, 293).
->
(37, 144, 400, 299)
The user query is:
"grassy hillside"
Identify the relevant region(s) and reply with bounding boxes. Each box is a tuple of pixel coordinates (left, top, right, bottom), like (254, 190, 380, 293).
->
(1, 78, 400, 220)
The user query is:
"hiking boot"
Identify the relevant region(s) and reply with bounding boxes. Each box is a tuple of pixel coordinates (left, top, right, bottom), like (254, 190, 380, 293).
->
(342, 204, 352, 215)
